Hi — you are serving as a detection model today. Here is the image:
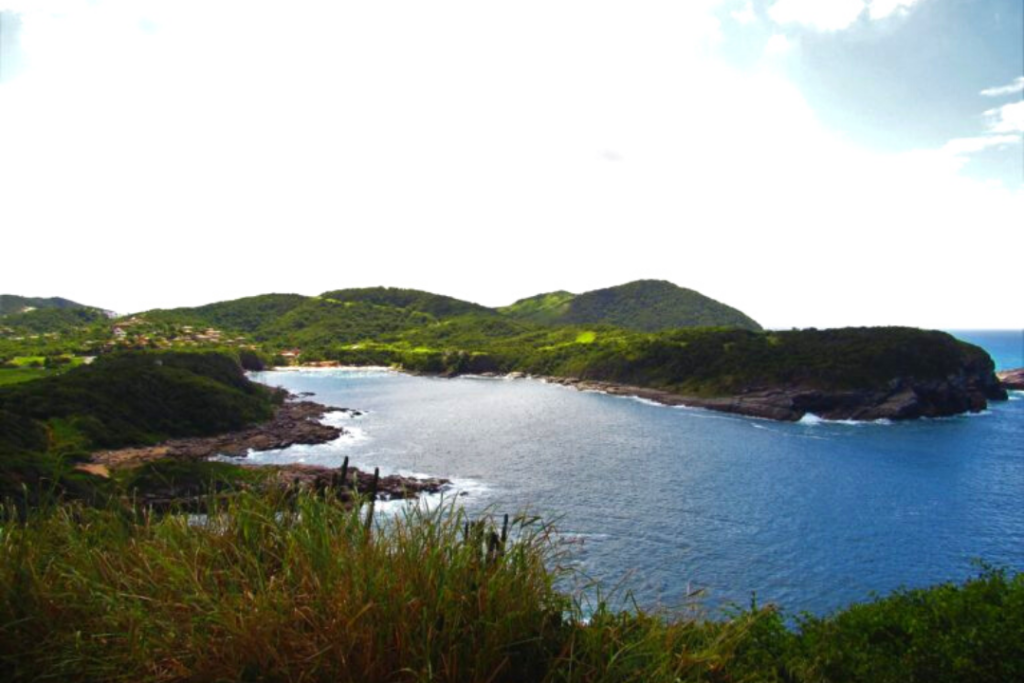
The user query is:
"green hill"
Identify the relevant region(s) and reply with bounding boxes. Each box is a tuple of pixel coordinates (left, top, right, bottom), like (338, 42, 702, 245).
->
(0, 351, 275, 450)
(503, 280, 761, 332)
(498, 290, 575, 324)
(142, 293, 309, 332)
(321, 287, 497, 319)
(0, 295, 96, 316)
(0, 307, 109, 334)
(256, 298, 436, 347)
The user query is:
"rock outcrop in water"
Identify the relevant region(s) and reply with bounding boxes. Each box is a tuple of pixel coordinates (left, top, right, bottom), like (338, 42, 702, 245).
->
(133, 463, 449, 511)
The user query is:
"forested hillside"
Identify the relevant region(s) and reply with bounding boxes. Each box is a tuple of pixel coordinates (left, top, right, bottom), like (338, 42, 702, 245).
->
(0, 351, 278, 500)
(143, 294, 309, 332)
(0, 307, 109, 334)
(320, 287, 498, 319)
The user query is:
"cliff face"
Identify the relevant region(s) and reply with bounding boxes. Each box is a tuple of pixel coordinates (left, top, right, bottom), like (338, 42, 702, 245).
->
(721, 349, 1006, 421)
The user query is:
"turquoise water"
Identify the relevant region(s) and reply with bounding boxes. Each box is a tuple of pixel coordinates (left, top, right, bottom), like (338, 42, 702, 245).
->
(245, 332, 1024, 616)
(951, 330, 1024, 371)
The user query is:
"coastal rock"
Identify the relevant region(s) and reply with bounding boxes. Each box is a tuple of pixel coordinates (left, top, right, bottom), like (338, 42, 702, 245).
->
(265, 464, 448, 500)
(91, 398, 348, 468)
(135, 463, 450, 511)
(997, 368, 1024, 390)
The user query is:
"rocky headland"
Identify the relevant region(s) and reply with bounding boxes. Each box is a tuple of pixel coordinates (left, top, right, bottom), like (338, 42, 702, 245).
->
(523, 364, 1008, 422)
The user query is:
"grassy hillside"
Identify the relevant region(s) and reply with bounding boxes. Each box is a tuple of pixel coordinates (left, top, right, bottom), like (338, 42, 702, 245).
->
(551, 280, 762, 332)
(498, 290, 576, 324)
(321, 286, 497, 319)
(0, 295, 95, 316)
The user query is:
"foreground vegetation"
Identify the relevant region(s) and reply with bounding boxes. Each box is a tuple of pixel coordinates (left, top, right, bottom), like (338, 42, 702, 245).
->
(0, 491, 1020, 682)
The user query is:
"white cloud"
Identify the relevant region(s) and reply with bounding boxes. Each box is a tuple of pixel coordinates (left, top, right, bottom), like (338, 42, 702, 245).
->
(767, 0, 926, 31)
(764, 33, 793, 56)
(941, 135, 1021, 157)
(981, 76, 1024, 98)
(768, 0, 865, 31)
(0, 0, 1021, 328)
(731, 1, 757, 24)
(984, 101, 1024, 134)
(868, 0, 924, 20)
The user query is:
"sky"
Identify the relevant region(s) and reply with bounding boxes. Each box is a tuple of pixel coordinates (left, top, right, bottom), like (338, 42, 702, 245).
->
(0, 0, 1021, 329)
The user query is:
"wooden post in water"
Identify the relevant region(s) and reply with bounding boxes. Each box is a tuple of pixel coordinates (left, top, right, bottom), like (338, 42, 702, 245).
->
(335, 456, 349, 491)
(363, 467, 379, 539)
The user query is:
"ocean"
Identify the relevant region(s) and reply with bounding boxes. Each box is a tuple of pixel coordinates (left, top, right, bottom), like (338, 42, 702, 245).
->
(242, 330, 1024, 616)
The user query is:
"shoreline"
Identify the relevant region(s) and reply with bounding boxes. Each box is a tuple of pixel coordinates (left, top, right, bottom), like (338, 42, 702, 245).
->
(275, 363, 1007, 423)
(269, 364, 396, 373)
(88, 390, 449, 505)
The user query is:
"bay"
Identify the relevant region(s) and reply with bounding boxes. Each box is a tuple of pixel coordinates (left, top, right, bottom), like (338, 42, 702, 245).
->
(242, 331, 1024, 616)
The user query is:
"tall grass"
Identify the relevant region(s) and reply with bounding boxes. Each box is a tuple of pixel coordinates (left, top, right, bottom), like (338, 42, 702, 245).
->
(0, 492, 570, 682)
(1, 492, 1021, 682)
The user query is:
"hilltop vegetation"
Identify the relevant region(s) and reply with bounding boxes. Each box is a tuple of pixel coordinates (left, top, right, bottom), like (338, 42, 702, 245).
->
(0, 295, 98, 316)
(0, 294, 110, 338)
(506, 280, 763, 332)
(0, 306, 109, 334)
(145, 293, 308, 332)
(321, 286, 498, 319)
(257, 298, 435, 347)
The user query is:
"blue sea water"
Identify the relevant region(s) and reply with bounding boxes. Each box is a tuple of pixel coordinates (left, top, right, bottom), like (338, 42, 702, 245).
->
(244, 331, 1024, 617)
(950, 330, 1024, 371)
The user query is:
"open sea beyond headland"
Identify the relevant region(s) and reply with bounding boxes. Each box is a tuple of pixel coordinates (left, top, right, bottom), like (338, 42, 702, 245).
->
(244, 331, 1024, 616)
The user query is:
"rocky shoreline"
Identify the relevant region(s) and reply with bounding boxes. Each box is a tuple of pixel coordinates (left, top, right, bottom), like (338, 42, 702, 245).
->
(88, 392, 449, 505)
(467, 365, 1006, 422)
(278, 360, 1008, 422)
(536, 375, 1007, 422)
(91, 399, 351, 468)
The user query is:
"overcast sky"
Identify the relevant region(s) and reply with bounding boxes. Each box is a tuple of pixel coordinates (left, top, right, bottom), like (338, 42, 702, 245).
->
(1, 0, 1021, 328)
